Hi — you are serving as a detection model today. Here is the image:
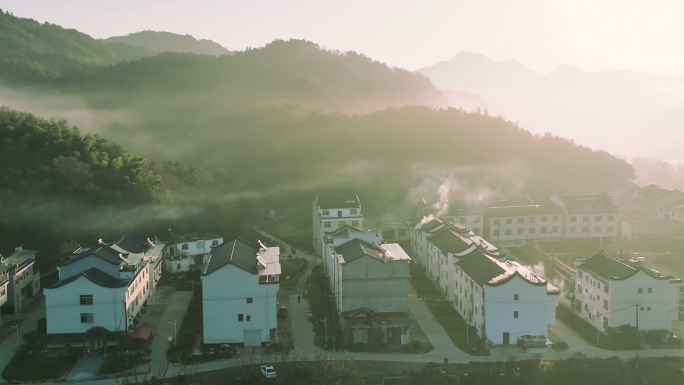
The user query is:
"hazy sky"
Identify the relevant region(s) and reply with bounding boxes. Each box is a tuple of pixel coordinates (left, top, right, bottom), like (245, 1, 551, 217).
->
(4, 0, 684, 76)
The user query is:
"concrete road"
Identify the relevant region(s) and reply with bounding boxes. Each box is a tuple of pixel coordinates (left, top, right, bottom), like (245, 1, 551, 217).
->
(407, 285, 464, 358)
(148, 290, 194, 368)
(0, 302, 46, 378)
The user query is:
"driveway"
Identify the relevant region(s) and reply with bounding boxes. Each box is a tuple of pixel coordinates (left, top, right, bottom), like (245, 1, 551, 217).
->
(407, 285, 465, 358)
(65, 352, 105, 381)
(147, 290, 194, 368)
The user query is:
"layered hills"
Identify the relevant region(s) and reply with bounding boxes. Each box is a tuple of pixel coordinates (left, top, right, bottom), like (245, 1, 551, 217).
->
(102, 31, 232, 56)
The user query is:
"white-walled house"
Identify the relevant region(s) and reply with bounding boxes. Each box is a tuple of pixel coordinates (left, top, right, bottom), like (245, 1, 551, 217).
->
(0, 246, 40, 313)
(43, 239, 154, 352)
(484, 197, 564, 247)
(323, 235, 410, 314)
(155, 231, 223, 273)
(202, 238, 280, 346)
(453, 251, 559, 344)
(573, 251, 682, 332)
(550, 193, 618, 242)
(312, 196, 363, 255)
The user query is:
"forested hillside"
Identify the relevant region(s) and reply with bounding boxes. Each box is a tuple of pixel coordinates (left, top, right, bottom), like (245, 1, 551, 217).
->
(103, 31, 232, 56)
(0, 10, 157, 82)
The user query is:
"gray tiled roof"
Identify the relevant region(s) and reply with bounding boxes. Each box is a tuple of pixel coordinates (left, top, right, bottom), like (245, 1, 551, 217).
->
(455, 251, 506, 287)
(62, 244, 126, 266)
(334, 238, 384, 264)
(315, 196, 361, 209)
(47, 268, 128, 289)
(578, 251, 674, 281)
(426, 228, 473, 254)
(107, 232, 149, 254)
(204, 238, 258, 275)
(324, 225, 361, 237)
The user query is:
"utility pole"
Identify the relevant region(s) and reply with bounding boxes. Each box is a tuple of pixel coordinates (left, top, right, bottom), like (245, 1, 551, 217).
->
(320, 318, 328, 346)
(10, 325, 19, 348)
(168, 320, 177, 345)
(635, 302, 640, 340)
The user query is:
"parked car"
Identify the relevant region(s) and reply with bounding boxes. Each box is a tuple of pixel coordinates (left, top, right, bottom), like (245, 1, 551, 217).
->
(260, 365, 277, 378)
(278, 306, 287, 318)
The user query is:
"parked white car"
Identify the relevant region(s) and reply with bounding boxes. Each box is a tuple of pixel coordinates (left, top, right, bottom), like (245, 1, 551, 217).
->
(260, 365, 277, 378)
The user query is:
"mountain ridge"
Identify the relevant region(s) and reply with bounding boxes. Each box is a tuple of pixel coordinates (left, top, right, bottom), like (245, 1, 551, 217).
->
(102, 30, 233, 56)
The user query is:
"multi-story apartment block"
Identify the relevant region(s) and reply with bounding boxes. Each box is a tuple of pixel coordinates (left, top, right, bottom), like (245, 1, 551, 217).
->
(484, 197, 564, 247)
(550, 193, 618, 242)
(202, 238, 280, 346)
(0, 244, 41, 313)
(312, 196, 363, 255)
(574, 251, 682, 332)
(442, 199, 485, 236)
(155, 231, 223, 273)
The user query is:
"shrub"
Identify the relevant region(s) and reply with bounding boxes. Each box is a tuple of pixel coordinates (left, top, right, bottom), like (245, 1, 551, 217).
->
(552, 342, 569, 351)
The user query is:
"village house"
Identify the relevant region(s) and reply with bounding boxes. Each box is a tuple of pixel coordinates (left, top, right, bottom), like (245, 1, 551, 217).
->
(155, 230, 223, 273)
(441, 198, 486, 236)
(484, 197, 564, 247)
(312, 196, 363, 255)
(573, 251, 682, 333)
(202, 238, 280, 346)
(322, 230, 411, 345)
(0, 243, 40, 313)
(453, 250, 559, 345)
(43, 234, 155, 353)
(549, 193, 619, 243)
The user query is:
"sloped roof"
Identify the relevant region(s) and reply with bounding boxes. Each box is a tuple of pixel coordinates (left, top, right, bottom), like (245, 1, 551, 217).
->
(62, 244, 127, 266)
(324, 225, 361, 237)
(486, 196, 533, 208)
(558, 194, 614, 206)
(416, 218, 444, 232)
(315, 196, 361, 209)
(426, 228, 473, 254)
(455, 251, 506, 287)
(204, 237, 258, 275)
(507, 245, 551, 265)
(107, 232, 149, 254)
(334, 238, 385, 264)
(639, 184, 673, 200)
(48, 268, 128, 289)
(577, 251, 674, 281)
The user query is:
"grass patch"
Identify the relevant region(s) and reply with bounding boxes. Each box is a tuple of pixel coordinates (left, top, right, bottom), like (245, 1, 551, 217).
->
(280, 257, 308, 287)
(409, 263, 485, 355)
(556, 305, 606, 347)
(309, 264, 345, 350)
(2, 318, 78, 381)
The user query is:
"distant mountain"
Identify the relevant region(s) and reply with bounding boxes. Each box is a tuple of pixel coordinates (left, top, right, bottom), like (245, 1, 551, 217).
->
(0, 10, 157, 81)
(60, 39, 453, 113)
(418, 52, 684, 158)
(103, 31, 232, 56)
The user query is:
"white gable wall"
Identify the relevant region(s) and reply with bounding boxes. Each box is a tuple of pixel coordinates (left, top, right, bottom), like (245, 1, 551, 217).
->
(340, 257, 409, 313)
(202, 264, 278, 344)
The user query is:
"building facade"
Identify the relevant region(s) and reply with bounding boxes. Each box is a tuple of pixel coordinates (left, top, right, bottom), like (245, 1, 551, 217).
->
(312, 196, 363, 255)
(550, 193, 618, 242)
(202, 238, 280, 346)
(0, 246, 41, 313)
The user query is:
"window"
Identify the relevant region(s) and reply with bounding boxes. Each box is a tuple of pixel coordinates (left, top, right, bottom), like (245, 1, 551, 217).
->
(212, 240, 219, 247)
(579, 271, 583, 278)
(595, 226, 602, 232)
(350, 209, 357, 215)
(197, 240, 205, 250)
(541, 216, 548, 222)
(570, 227, 577, 233)
(607, 226, 614, 232)
(582, 227, 588, 233)
(474, 217, 481, 223)
(529, 228, 536, 234)
(608, 215, 614, 221)
(595, 216, 602, 221)
(238, 314, 244, 321)
(541, 227, 547, 233)
(80, 313, 94, 323)
(505, 229, 512, 236)
(323, 221, 331, 228)
(638, 288, 643, 293)
(553, 215, 559, 221)
(648, 288, 652, 293)
(337, 221, 345, 228)
(578, 284, 583, 293)
(604, 285, 609, 294)
(506, 218, 512, 224)
(517, 218, 524, 224)
(570, 217, 577, 223)
(246, 315, 251, 321)
(182, 244, 188, 250)
(398, 229, 406, 236)
(530, 217, 536, 223)
(604, 299, 608, 310)
(80, 295, 93, 305)
(647, 307, 651, 311)
(460, 217, 467, 224)
(246, 298, 253, 304)
(322, 209, 330, 215)
(514, 294, 519, 301)
(514, 311, 519, 319)
(640, 307, 644, 311)
(517, 228, 524, 235)
(583, 216, 589, 222)
(552, 226, 559, 233)
(493, 230, 500, 236)
(494, 219, 500, 225)
(584, 304, 589, 312)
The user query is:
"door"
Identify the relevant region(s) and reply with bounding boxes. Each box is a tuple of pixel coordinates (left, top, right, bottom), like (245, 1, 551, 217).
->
(337, 211, 342, 218)
(244, 329, 262, 347)
(503, 332, 510, 345)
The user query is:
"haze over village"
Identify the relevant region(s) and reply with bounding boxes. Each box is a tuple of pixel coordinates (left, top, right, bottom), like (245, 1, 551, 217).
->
(1, 1, 684, 384)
